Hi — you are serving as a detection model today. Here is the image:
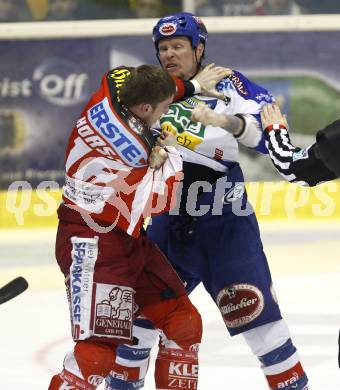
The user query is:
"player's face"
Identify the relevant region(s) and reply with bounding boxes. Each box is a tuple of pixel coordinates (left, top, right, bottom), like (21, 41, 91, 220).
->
(158, 37, 202, 80)
(145, 95, 174, 127)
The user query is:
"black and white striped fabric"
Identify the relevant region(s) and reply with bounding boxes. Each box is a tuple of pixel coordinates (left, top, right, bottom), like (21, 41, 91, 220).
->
(264, 128, 336, 187)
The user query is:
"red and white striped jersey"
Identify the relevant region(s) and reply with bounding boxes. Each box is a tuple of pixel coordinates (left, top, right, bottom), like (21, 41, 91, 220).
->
(60, 67, 183, 237)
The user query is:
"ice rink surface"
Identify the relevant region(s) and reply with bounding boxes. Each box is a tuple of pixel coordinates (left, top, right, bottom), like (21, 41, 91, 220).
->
(1, 220, 340, 389)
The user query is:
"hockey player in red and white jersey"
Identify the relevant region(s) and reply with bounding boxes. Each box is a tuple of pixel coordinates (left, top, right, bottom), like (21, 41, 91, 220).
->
(48, 65, 203, 390)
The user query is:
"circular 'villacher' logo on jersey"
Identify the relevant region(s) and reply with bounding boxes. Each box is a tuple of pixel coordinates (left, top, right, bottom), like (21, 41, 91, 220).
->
(216, 283, 264, 328)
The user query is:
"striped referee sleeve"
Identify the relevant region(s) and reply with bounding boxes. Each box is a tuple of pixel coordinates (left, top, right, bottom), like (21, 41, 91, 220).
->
(264, 126, 337, 186)
(264, 128, 300, 183)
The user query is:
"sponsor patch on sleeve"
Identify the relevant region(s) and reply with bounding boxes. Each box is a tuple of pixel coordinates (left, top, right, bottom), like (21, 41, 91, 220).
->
(292, 148, 309, 162)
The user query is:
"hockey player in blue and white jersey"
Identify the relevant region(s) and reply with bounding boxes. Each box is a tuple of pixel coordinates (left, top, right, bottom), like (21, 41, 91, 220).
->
(104, 13, 310, 390)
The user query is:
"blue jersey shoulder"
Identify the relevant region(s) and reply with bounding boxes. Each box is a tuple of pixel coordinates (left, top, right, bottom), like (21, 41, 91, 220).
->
(217, 70, 274, 104)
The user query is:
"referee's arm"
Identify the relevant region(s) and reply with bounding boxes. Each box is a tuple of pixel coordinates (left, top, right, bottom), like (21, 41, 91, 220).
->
(264, 128, 336, 186)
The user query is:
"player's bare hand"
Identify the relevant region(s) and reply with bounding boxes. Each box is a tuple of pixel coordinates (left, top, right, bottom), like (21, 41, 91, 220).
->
(193, 63, 232, 100)
(156, 130, 177, 148)
(191, 105, 225, 127)
(261, 103, 289, 130)
(149, 145, 168, 169)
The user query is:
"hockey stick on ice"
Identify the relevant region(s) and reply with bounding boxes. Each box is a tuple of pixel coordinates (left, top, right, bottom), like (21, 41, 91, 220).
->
(0, 277, 28, 305)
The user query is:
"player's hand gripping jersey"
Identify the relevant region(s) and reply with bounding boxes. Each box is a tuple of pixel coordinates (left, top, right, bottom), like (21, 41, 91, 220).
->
(60, 67, 182, 237)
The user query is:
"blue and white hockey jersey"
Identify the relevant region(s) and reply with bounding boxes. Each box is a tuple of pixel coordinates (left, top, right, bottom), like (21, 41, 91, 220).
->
(156, 70, 274, 211)
(159, 70, 273, 170)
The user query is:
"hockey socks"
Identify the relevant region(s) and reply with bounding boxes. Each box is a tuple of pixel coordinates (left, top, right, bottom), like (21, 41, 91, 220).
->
(104, 344, 151, 389)
(260, 339, 309, 390)
(242, 320, 309, 390)
(49, 369, 97, 390)
(155, 348, 199, 390)
(105, 347, 199, 390)
(49, 341, 115, 390)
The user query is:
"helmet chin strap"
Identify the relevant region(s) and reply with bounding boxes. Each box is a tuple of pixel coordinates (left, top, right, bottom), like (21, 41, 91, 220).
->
(191, 48, 203, 79)
(156, 51, 161, 66)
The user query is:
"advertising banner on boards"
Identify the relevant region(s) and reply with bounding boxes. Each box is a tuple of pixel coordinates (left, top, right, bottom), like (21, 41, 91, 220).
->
(1, 30, 340, 188)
